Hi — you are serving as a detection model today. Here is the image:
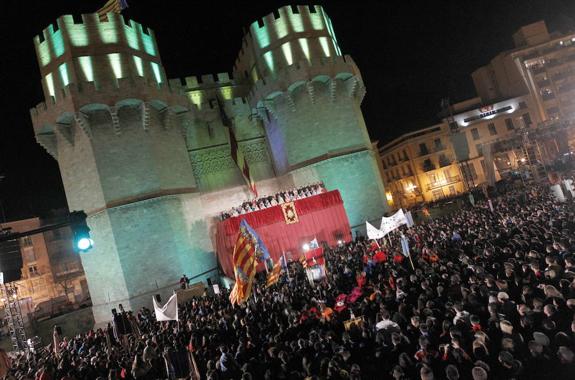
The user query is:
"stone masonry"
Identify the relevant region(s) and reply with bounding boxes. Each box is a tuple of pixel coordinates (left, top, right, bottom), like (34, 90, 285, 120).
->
(30, 6, 387, 323)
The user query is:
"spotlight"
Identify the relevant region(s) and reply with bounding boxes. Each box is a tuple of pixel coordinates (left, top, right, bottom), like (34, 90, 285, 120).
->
(302, 243, 310, 251)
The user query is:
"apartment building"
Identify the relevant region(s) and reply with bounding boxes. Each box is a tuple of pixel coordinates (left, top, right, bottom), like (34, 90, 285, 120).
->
(473, 20, 575, 139)
(1, 216, 89, 312)
(380, 20, 574, 209)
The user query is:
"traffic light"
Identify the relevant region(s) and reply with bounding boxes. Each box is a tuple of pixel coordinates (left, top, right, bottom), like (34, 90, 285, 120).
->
(70, 211, 93, 253)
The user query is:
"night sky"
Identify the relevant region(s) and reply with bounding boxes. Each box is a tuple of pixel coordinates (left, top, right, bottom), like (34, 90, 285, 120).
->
(0, 0, 574, 220)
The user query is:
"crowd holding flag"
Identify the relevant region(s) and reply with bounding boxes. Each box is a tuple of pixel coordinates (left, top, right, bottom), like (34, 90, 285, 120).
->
(265, 261, 282, 288)
(229, 220, 269, 305)
(96, 0, 129, 21)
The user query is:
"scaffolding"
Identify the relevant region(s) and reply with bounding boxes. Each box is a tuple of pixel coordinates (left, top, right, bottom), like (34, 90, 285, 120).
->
(0, 282, 27, 351)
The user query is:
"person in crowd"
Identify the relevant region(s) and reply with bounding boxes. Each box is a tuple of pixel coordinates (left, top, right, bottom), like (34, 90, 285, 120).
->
(6, 182, 575, 380)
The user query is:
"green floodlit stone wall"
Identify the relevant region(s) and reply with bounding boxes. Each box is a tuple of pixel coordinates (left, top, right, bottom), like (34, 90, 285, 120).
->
(290, 150, 387, 230)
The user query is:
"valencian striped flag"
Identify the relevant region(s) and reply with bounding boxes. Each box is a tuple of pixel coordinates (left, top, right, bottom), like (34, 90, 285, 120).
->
(97, 0, 129, 21)
(265, 261, 282, 288)
(229, 220, 269, 305)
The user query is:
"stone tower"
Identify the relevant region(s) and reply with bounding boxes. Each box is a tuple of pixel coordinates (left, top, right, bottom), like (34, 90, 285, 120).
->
(30, 6, 388, 323)
(30, 13, 217, 322)
(234, 5, 387, 227)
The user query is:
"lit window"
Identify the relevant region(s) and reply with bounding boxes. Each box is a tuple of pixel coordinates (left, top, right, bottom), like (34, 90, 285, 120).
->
(281, 42, 293, 65)
(133, 56, 143, 76)
(505, 118, 514, 131)
(45, 73, 55, 97)
(319, 37, 331, 57)
(108, 53, 122, 79)
(78, 56, 94, 81)
(471, 128, 480, 140)
(151, 62, 162, 83)
(59, 63, 69, 87)
(488, 123, 497, 136)
(263, 51, 274, 73)
(298, 38, 310, 61)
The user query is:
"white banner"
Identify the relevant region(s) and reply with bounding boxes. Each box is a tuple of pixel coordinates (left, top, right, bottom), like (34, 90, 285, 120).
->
(153, 293, 179, 321)
(380, 209, 408, 235)
(366, 221, 384, 239)
(309, 266, 326, 281)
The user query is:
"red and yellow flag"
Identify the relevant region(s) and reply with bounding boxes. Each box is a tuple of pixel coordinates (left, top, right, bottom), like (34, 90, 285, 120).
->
(97, 0, 128, 21)
(229, 220, 269, 305)
(265, 261, 282, 288)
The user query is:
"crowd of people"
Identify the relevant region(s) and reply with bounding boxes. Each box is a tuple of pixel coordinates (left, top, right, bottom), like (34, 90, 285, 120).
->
(2, 184, 575, 380)
(220, 183, 326, 220)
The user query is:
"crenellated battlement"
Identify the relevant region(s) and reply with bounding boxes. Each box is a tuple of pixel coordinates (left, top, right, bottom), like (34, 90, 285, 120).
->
(180, 72, 234, 90)
(30, 76, 189, 127)
(34, 13, 159, 68)
(248, 54, 362, 106)
(174, 72, 252, 115)
(248, 5, 331, 44)
(233, 5, 344, 83)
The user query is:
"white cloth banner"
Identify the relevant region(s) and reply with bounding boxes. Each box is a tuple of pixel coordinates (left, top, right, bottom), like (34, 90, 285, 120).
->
(153, 293, 179, 321)
(366, 221, 384, 240)
(380, 209, 408, 235)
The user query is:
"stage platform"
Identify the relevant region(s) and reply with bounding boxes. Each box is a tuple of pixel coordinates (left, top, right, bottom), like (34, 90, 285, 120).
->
(216, 190, 351, 277)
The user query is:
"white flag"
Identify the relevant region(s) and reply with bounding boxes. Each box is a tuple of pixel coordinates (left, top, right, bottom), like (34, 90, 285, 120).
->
(405, 211, 414, 228)
(309, 238, 319, 249)
(153, 293, 179, 321)
(366, 221, 384, 239)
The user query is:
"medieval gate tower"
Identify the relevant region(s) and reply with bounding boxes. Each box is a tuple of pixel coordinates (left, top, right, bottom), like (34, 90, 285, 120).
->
(30, 6, 387, 323)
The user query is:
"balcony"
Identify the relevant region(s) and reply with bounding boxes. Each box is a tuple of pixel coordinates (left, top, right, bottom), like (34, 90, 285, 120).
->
(418, 148, 430, 157)
(427, 175, 460, 191)
(422, 161, 435, 172)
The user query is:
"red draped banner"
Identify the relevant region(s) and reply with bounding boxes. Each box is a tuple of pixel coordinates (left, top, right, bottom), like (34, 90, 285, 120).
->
(216, 190, 351, 277)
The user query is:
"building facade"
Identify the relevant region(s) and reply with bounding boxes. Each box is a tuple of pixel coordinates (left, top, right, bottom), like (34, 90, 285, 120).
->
(29, 6, 387, 323)
(1, 217, 88, 314)
(381, 20, 574, 209)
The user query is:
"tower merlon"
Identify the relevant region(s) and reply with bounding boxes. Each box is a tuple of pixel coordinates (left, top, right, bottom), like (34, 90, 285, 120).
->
(248, 55, 363, 106)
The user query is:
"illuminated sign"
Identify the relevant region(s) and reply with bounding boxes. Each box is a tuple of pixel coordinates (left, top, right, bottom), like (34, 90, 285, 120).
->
(463, 105, 512, 123)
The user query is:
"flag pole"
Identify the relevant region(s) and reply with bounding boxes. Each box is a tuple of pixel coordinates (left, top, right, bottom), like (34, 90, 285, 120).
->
(407, 252, 415, 271)
(283, 252, 290, 280)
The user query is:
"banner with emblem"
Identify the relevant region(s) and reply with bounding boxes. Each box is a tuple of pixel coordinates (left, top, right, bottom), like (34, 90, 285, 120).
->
(281, 202, 299, 224)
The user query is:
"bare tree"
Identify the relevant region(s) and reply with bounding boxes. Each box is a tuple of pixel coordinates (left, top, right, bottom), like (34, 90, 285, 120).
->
(54, 263, 76, 302)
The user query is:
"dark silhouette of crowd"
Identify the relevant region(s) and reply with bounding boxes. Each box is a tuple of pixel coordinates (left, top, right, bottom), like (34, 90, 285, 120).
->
(220, 183, 326, 220)
(3, 185, 575, 380)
